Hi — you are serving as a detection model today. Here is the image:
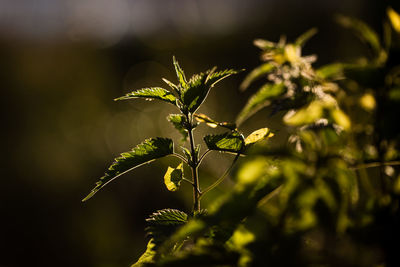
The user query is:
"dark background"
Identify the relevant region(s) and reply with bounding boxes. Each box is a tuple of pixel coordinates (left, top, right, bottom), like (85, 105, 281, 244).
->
(1, 1, 398, 266)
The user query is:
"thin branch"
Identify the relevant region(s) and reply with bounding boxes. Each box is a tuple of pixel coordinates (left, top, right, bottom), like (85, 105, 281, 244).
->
(199, 153, 241, 199)
(171, 153, 188, 164)
(350, 160, 400, 170)
(198, 149, 212, 165)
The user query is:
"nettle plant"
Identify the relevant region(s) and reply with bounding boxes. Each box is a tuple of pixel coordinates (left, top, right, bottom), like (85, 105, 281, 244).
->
(83, 8, 400, 267)
(82, 57, 274, 264)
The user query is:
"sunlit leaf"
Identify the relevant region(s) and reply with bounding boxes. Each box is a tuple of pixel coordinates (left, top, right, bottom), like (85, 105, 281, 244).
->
(146, 209, 188, 245)
(162, 77, 180, 96)
(194, 113, 237, 130)
(82, 138, 174, 201)
(387, 7, 400, 33)
(204, 131, 244, 153)
(316, 63, 344, 79)
(182, 69, 239, 113)
(173, 56, 188, 91)
(164, 163, 184, 191)
(295, 28, 318, 47)
(244, 128, 274, 146)
(237, 83, 285, 125)
(359, 93, 376, 111)
(283, 101, 324, 126)
(115, 87, 177, 105)
(167, 114, 188, 141)
(240, 63, 275, 91)
(131, 239, 156, 267)
(330, 108, 351, 130)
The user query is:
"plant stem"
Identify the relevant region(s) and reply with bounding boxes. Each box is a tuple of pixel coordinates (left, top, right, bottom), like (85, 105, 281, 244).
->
(187, 114, 201, 213)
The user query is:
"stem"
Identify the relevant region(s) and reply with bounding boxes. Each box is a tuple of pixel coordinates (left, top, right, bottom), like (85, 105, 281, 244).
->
(171, 153, 188, 164)
(350, 160, 400, 170)
(187, 114, 201, 212)
(199, 153, 240, 200)
(198, 149, 212, 165)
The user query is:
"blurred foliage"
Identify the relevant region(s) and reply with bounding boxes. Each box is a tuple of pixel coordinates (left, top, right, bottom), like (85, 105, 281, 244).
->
(128, 8, 400, 267)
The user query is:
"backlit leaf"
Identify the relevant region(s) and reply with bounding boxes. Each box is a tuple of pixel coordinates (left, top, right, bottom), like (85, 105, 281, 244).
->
(167, 114, 188, 141)
(115, 87, 177, 105)
(283, 101, 324, 126)
(236, 83, 285, 125)
(194, 113, 236, 130)
(204, 131, 244, 153)
(295, 28, 318, 47)
(131, 239, 156, 267)
(164, 163, 184, 191)
(240, 63, 275, 91)
(82, 138, 174, 201)
(388, 7, 400, 33)
(173, 56, 188, 91)
(244, 128, 274, 146)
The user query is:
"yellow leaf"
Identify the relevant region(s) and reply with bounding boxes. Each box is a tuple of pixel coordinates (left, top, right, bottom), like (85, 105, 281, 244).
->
(388, 7, 400, 33)
(359, 93, 376, 111)
(164, 163, 183, 191)
(284, 101, 323, 126)
(244, 128, 274, 145)
(331, 109, 351, 130)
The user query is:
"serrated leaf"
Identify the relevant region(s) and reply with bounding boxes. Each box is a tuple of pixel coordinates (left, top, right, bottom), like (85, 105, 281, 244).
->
(115, 87, 177, 105)
(295, 28, 318, 47)
(173, 56, 188, 91)
(204, 131, 244, 153)
(194, 113, 236, 130)
(131, 239, 156, 267)
(236, 83, 285, 125)
(240, 63, 275, 91)
(164, 163, 184, 191)
(146, 209, 188, 246)
(182, 69, 239, 113)
(82, 138, 174, 202)
(167, 114, 188, 141)
(336, 15, 381, 56)
(162, 77, 180, 96)
(244, 128, 274, 146)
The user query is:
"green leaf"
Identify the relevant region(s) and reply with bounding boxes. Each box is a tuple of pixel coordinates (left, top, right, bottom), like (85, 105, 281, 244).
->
(336, 15, 381, 56)
(236, 83, 285, 125)
(240, 63, 275, 91)
(82, 138, 174, 202)
(204, 131, 244, 153)
(146, 209, 188, 245)
(115, 87, 177, 105)
(162, 77, 180, 96)
(182, 69, 239, 113)
(284, 101, 324, 126)
(295, 28, 318, 47)
(244, 128, 274, 146)
(164, 163, 184, 191)
(173, 56, 188, 91)
(167, 114, 188, 141)
(131, 239, 156, 267)
(316, 63, 344, 79)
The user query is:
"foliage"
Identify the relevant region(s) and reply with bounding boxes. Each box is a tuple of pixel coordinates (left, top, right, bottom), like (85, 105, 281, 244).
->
(83, 7, 400, 267)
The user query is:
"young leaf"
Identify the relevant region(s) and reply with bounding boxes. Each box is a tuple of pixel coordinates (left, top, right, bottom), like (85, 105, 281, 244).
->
(283, 101, 324, 126)
(194, 113, 237, 130)
(240, 63, 275, 91)
(204, 131, 244, 153)
(115, 87, 177, 105)
(131, 239, 156, 267)
(236, 83, 285, 125)
(167, 114, 188, 141)
(336, 15, 381, 56)
(295, 28, 318, 47)
(182, 69, 239, 113)
(162, 77, 180, 96)
(164, 163, 184, 191)
(388, 7, 400, 33)
(82, 138, 174, 202)
(244, 128, 274, 146)
(173, 56, 188, 91)
(146, 209, 188, 245)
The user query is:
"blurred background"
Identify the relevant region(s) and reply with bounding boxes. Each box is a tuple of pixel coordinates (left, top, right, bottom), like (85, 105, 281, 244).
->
(0, 0, 398, 266)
